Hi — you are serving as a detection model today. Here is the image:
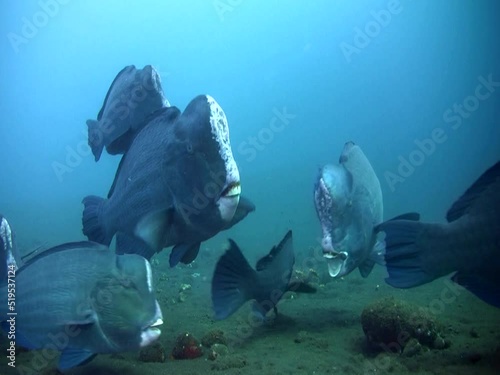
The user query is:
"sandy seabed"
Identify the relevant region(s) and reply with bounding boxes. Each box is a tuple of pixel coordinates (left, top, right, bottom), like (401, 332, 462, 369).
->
(1, 254, 499, 375)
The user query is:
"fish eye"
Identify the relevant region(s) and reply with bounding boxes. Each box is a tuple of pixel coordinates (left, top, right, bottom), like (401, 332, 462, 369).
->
(186, 143, 194, 154)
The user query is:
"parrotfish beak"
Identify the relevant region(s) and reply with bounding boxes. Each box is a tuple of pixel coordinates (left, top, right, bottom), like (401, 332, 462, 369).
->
(321, 233, 347, 278)
(323, 250, 348, 278)
(217, 181, 241, 222)
(140, 301, 163, 347)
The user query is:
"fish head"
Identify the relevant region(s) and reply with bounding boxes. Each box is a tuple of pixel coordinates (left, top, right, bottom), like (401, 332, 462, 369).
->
(91, 254, 163, 350)
(140, 65, 170, 108)
(0, 215, 20, 273)
(314, 163, 355, 278)
(168, 95, 241, 236)
(0, 215, 12, 254)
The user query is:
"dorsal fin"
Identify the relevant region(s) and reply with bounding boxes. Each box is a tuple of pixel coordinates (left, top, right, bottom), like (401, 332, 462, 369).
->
(20, 242, 107, 271)
(97, 65, 135, 120)
(446, 161, 500, 222)
(255, 230, 293, 271)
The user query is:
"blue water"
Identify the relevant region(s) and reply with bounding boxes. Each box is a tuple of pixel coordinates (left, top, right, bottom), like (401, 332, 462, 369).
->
(1, 0, 499, 262)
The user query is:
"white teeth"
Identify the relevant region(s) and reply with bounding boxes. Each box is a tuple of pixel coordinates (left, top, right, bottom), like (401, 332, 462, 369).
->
(225, 184, 241, 197)
(324, 252, 348, 278)
(326, 258, 343, 278)
(150, 318, 163, 327)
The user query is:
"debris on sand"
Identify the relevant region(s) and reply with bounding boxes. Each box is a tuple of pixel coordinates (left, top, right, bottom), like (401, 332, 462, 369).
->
(361, 296, 448, 353)
(171, 332, 203, 359)
(201, 329, 228, 347)
(138, 341, 166, 363)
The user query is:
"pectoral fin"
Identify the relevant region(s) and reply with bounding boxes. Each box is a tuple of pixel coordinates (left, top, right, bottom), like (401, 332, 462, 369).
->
(169, 243, 201, 267)
(58, 349, 97, 370)
(116, 232, 156, 260)
(135, 209, 172, 253)
(358, 259, 375, 278)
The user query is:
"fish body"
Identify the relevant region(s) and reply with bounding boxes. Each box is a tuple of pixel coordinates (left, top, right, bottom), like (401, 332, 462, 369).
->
(314, 142, 383, 278)
(83, 95, 244, 265)
(87, 65, 169, 161)
(211, 231, 315, 320)
(377, 161, 500, 307)
(0, 240, 163, 370)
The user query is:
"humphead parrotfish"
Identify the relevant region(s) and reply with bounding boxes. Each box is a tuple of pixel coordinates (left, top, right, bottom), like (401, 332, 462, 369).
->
(376, 161, 500, 308)
(211, 231, 316, 320)
(87, 65, 169, 161)
(314, 141, 384, 278)
(0, 216, 163, 370)
(82, 95, 253, 266)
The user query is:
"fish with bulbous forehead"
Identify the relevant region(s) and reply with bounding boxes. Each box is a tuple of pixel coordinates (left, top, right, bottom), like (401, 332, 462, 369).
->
(83, 95, 254, 266)
(314, 141, 384, 279)
(0, 240, 163, 370)
(87, 65, 169, 161)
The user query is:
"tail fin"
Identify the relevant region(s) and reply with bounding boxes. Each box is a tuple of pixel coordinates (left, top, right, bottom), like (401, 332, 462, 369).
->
(0, 215, 20, 282)
(211, 239, 258, 320)
(86, 119, 104, 162)
(82, 196, 111, 245)
(376, 218, 436, 288)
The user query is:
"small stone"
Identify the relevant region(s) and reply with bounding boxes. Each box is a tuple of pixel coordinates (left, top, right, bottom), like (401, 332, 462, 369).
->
(178, 291, 188, 302)
(402, 338, 421, 357)
(172, 332, 203, 359)
(433, 335, 446, 350)
(361, 296, 443, 350)
(207, 343, 229, 360)
(138, 342, 166, 363)
(201, 329, 227, 347)
(179, 283, 192, 292)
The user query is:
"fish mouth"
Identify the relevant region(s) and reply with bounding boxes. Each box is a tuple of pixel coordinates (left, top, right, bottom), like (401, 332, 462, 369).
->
(140, 302, 163, 347)
(217, 181, 241, 223)
(149, 317, 164, 328)
(217, 181, 241, 222)
(221, 181, 241, 198)
(323, 251, 347, 278)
